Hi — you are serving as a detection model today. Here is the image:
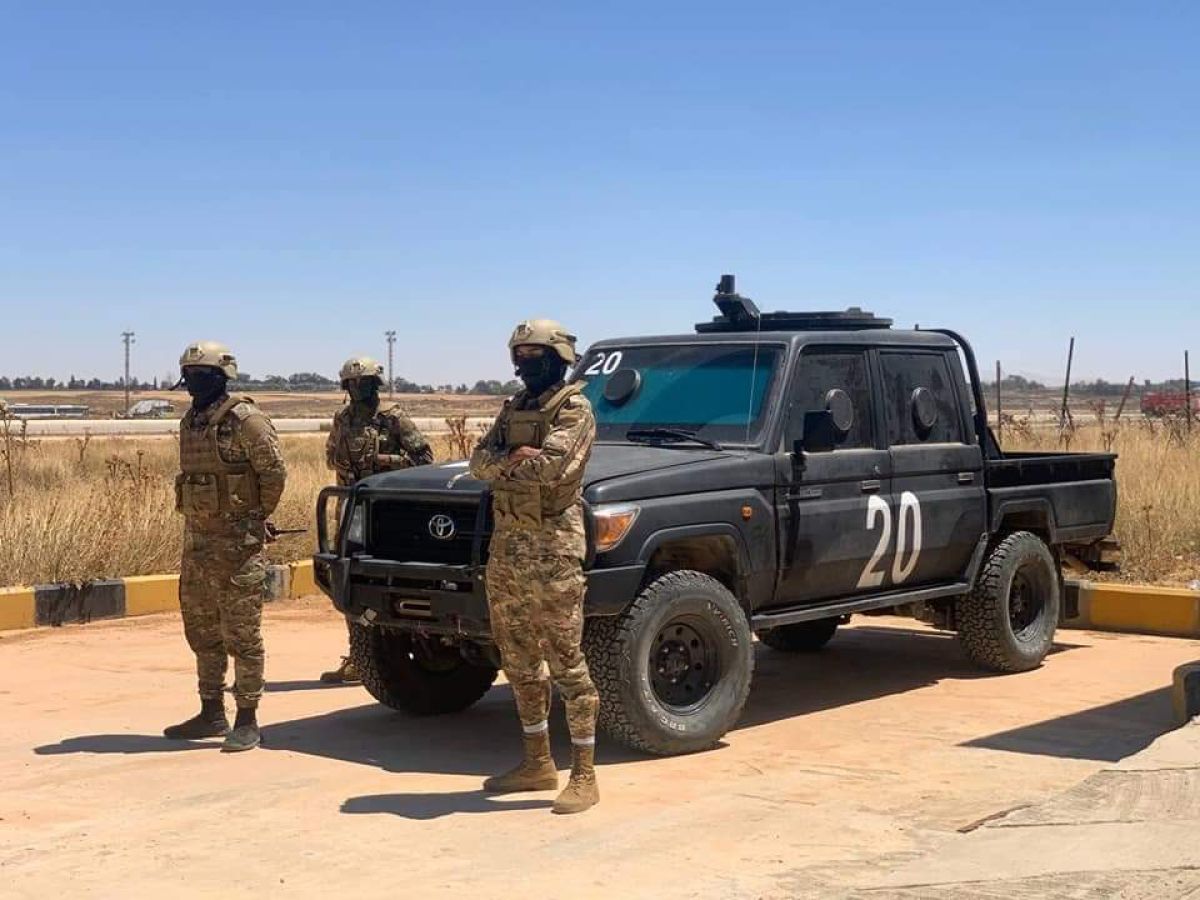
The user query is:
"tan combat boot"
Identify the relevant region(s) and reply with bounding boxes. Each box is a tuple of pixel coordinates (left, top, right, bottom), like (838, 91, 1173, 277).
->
(552, 743, 599, 815)
(320, 656, 361, 684)
(483, 729, 559, 793)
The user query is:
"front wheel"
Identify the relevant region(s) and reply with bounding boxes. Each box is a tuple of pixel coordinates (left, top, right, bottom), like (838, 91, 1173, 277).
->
(349, 623, 498, 714)
(957, 531, 1061, 673)
(583, 570, 754, 756)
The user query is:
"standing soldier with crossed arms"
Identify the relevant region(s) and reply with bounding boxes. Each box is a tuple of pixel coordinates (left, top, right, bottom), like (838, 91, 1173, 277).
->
(321, 356, 433, 683)
(469, 319, 600, 815)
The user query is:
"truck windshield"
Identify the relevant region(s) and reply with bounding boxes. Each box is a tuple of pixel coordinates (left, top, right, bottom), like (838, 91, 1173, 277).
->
(575, 343, 783, 445)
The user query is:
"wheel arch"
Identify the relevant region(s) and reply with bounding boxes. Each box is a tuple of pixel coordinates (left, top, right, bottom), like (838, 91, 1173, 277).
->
(636, 524, 752, 611)
(991, 498, 1058, 545)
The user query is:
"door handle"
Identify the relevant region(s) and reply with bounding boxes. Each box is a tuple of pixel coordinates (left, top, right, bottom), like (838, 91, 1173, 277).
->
(957, 472, 975, 484)
(860, 479, 882, 493)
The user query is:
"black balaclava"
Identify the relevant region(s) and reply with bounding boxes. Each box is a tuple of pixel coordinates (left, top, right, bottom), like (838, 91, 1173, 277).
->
(516, 349, 568, 396)
(346, 378, 381, 411)
(183, 367, 227, 410)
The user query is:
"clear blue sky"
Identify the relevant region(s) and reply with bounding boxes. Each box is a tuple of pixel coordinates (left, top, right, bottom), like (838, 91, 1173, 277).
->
(2, 2, 1197, 387)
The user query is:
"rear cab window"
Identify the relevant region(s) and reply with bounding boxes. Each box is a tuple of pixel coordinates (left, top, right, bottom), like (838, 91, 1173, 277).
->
(878, 351, 965, 445)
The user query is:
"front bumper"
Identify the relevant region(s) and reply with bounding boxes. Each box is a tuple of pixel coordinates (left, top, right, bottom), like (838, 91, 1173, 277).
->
(314, 485, 645, 639)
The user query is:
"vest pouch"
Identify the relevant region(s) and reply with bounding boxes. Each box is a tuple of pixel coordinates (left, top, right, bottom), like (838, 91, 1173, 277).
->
(225, 472, 260, 513)
(493, 480, 543, 529)
(178, 473, 221, 515)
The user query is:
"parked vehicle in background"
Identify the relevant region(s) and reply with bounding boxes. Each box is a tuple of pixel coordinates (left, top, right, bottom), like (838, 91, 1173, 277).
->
(1140, 391, 1199, 417)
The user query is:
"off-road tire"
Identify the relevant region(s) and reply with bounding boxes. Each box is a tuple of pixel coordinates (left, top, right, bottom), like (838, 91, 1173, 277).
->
(349, 623, 498, 715)
(755, 618, 840, 652)
(957, 531, 1060, 673)
(582, 570, 754, 756)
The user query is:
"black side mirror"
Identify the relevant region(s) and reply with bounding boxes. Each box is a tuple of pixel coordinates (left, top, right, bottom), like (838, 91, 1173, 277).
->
(795, 410, 839, 454)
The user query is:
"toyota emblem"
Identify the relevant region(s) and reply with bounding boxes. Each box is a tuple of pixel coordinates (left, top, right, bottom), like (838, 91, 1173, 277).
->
(428, 514, 457, 540)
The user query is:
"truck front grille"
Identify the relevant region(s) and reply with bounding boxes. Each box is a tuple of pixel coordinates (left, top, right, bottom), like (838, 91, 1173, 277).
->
(368, 499, 490, 566)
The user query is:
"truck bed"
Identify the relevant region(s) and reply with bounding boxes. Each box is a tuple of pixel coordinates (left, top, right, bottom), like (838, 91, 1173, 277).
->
(984, 451, 1117, 545)
(985, 450, 1116, 488)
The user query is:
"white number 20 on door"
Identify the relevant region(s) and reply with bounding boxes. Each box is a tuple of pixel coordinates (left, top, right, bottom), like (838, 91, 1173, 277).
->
(856, 491, 923, 589)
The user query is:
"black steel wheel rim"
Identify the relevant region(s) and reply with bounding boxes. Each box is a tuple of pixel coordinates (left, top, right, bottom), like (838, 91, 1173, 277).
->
(1008, 564, 1047, 638)
(649, 616, 722, 713)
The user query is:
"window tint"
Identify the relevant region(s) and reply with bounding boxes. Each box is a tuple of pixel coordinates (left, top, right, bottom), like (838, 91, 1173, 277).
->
(785, 351, 873, 450)
(880, 352, 963, 445)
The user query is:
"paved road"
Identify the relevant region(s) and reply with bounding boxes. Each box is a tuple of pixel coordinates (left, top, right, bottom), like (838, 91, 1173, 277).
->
(16, 416, 493, 436)
(1, 602, 1196, 899)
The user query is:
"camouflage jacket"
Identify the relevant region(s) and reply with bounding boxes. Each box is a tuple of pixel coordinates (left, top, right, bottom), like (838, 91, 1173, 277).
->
(326, 402, 433, 486)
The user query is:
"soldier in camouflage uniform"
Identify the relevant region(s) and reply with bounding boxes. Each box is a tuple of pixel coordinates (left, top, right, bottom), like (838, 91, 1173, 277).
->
(164, 341, 287, 752)
(321, 355, 433, 683)
(469, 319, 600, 815)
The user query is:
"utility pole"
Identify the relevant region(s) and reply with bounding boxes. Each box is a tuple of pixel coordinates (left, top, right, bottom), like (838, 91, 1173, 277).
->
(384, 330, 396, 399)
(121, 331, 136, 415)
(995, 360, 1002, 445)
(1186, 350, 1193, 434)
(1060, 336, 1075, 428)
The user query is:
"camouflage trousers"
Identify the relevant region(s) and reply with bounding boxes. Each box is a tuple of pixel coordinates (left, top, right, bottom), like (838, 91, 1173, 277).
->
(179, 517, 268, 709)
(486, 523, 598, 744)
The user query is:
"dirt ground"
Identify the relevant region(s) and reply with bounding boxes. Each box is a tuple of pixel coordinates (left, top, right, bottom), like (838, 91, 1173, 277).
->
(1, 602, 1196, 899)
(0, 389, 504, 419)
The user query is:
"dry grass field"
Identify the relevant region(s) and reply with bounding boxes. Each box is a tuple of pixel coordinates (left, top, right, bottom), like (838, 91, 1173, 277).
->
(1, 417, 1196, 588)
(0, 429, 471, 588)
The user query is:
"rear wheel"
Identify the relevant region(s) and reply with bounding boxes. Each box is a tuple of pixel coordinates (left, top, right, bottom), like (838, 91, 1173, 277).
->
(957, 531, 1060, 673)
(349, 623, 498, 714)
(755, 617, 840, 652)
(583, 570, 754, 756)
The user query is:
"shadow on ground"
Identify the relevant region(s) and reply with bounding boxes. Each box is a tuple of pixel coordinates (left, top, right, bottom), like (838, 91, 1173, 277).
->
(341, 790, 553, 820)
(962, 687, 1175, 762)
(264, 679, 354, 693)
(33, 734, 216, 755)
(739, 624, 1082, 729)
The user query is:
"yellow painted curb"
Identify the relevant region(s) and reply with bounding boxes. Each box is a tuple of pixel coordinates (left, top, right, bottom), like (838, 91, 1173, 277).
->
(1087, 582, 1200, 637)
(0, 586, 37, 632)
(290, 560, 317, 598)
(124, 574, 181, 617)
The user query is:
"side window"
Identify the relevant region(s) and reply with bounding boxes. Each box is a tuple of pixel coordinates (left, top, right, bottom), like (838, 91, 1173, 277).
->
(786, 350, 873, 450)
(880, 352, 963, 445)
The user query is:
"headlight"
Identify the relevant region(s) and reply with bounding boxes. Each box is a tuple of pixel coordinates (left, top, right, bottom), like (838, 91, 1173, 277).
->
(346, 503, 366, 545)
(592, 504, 640, 553)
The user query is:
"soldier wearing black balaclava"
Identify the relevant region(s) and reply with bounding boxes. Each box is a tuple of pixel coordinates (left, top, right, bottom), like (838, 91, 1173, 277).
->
(469, 319, 600, 815)
(165, 341, 286, 752)
(321, 356, 433, 683)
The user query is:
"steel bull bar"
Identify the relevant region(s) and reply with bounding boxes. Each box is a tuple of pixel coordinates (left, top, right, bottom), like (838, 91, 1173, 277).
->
(312, 486, 643, 637)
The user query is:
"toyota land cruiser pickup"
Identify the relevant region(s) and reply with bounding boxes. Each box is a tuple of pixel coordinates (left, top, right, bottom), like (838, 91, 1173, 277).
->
(314, 277, 1117, 755)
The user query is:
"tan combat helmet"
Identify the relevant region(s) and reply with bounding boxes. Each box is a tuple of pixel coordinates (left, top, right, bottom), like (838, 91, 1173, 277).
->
(339, 356, 385, 384)
(508, 319, 578, 365)
(179, 341, 238, 379)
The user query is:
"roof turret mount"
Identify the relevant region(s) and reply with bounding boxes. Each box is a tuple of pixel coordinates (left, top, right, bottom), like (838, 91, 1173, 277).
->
(695, 274, 893, 333)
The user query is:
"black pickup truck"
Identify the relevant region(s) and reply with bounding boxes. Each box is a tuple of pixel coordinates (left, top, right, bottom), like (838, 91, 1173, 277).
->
(315, 278, 1117, 755)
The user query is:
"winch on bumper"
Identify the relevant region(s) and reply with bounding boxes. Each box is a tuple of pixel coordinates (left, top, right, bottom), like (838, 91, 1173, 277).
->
(314, 484, 645, 640)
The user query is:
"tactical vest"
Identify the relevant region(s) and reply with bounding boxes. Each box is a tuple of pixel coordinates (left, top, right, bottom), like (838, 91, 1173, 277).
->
(491, 382, 586, 528)
(175, 394, 262, 517)
(332, 406, 395, 484)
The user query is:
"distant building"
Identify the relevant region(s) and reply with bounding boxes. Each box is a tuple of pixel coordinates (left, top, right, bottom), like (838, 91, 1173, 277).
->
(2, 403, 90, 419)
